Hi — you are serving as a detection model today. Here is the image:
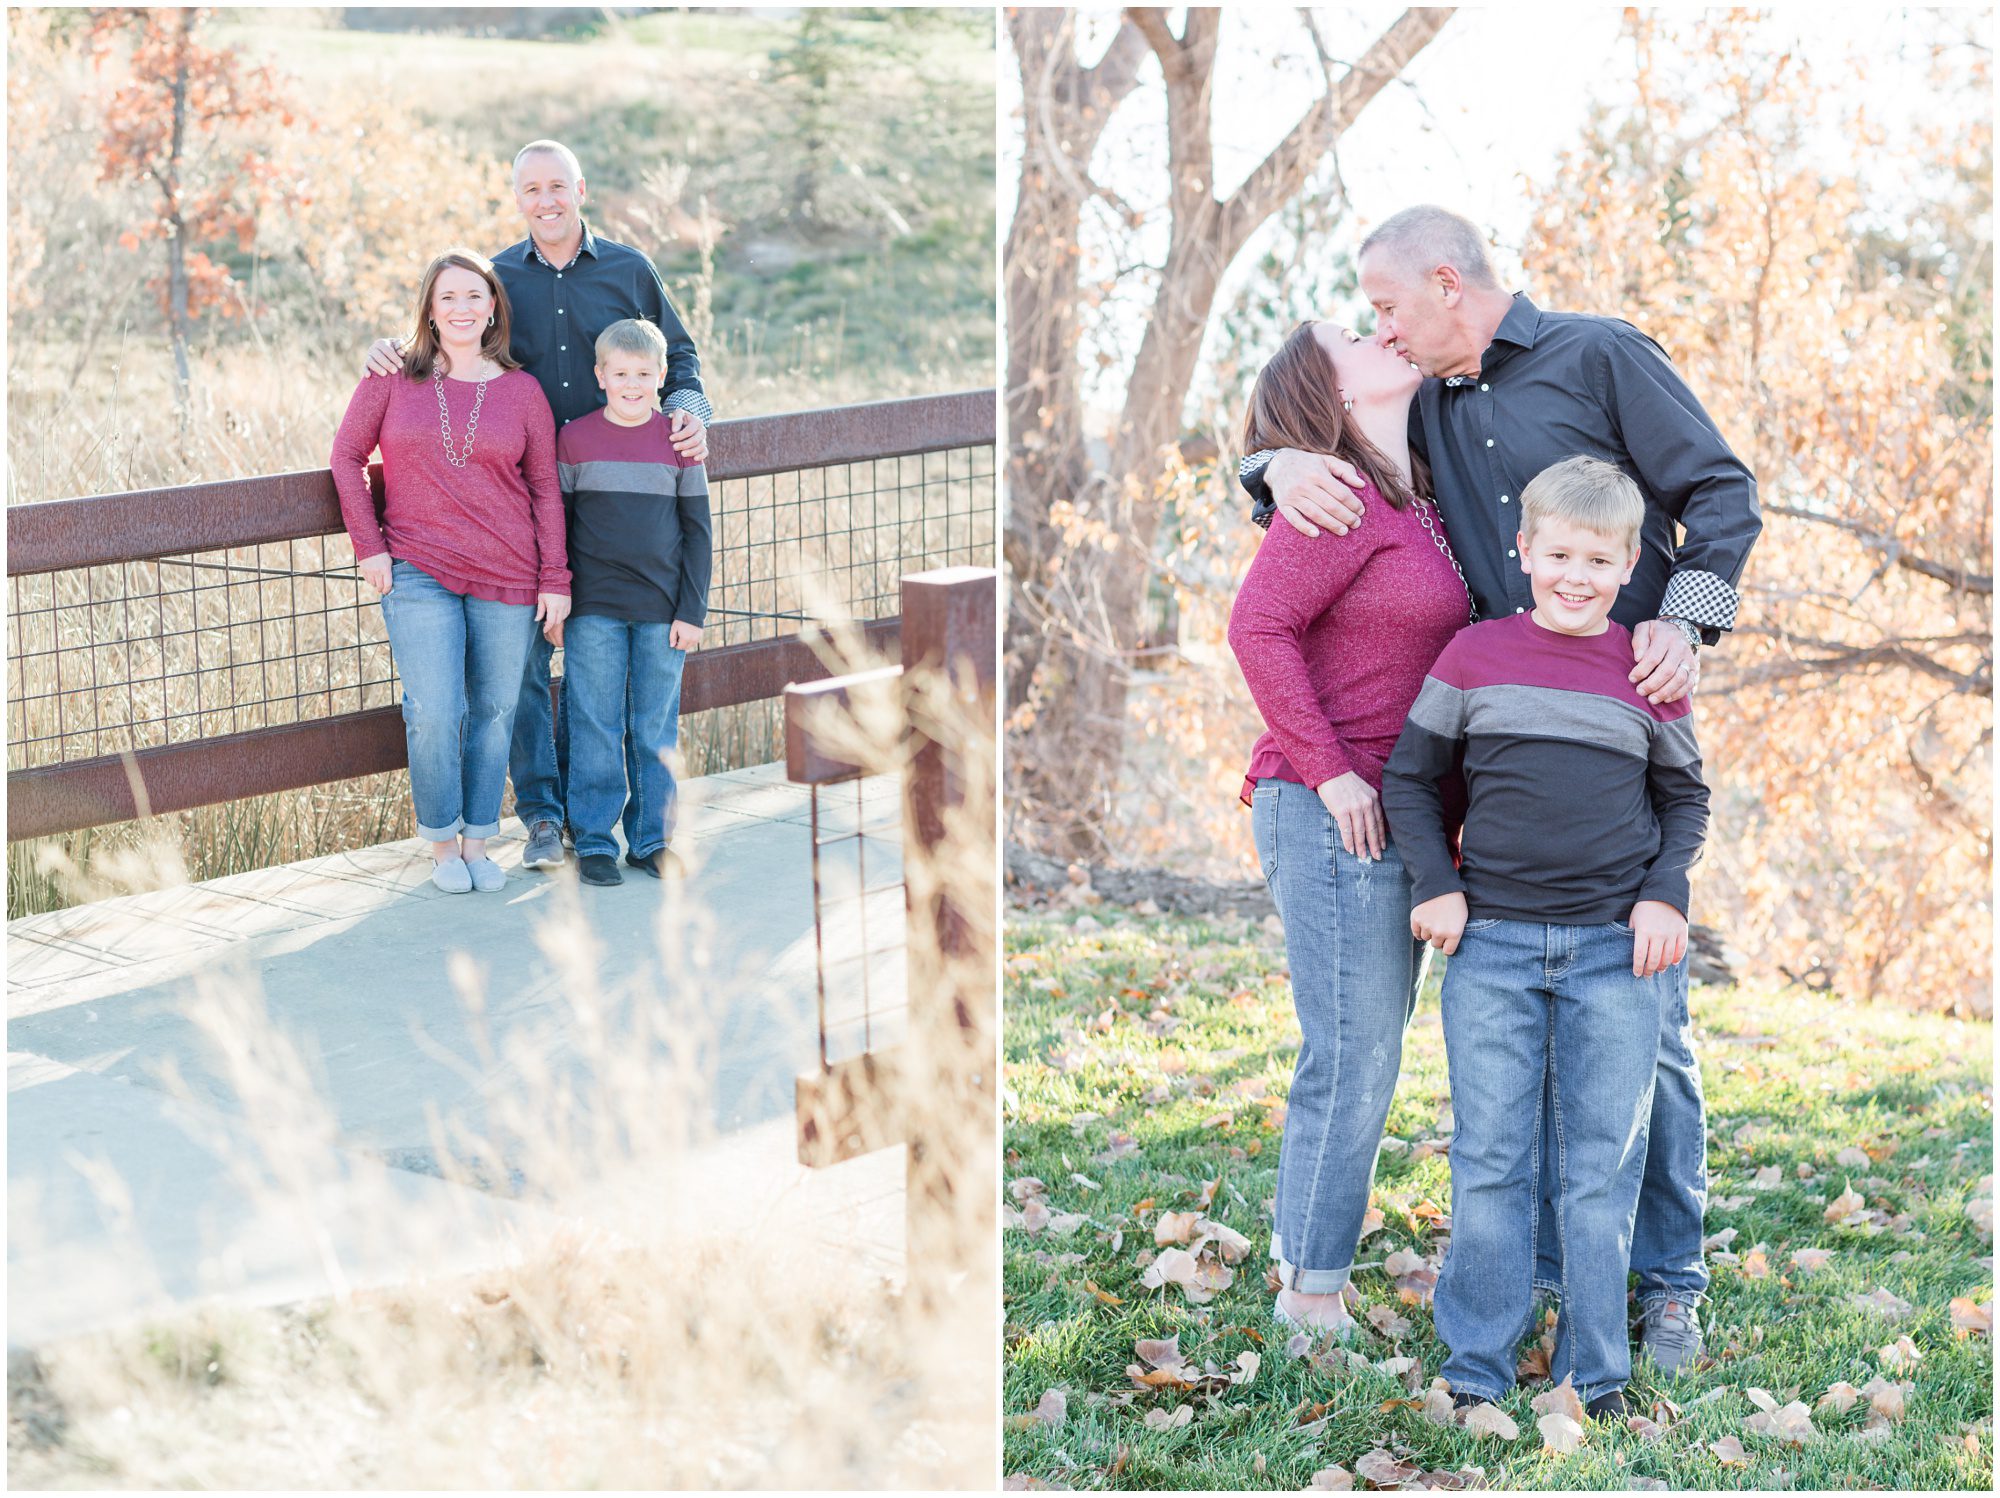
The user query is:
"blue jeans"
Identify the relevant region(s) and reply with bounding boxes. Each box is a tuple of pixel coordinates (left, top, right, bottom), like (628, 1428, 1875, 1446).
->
(378, 560, 537, 842)
(561, 614, 686, 860)
(509, 632, 567, 829)
(1436, 919, 1662, 1403)
(1252, 778, 1428, 1294)
(1535, 957, 1708, 1308)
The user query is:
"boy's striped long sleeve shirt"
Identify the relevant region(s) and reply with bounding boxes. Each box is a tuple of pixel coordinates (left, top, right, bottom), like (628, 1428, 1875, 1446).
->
(1380, 612, 1709, 925)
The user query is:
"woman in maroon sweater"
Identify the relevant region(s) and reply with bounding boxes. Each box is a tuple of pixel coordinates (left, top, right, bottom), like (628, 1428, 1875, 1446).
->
(331, 249, 571, 894)
(1226, 321, 1472, 1334)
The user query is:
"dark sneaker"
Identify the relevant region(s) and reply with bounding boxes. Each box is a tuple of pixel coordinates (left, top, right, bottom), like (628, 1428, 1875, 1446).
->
(625, 847, 682, 879)
(1637, 1299, 1704, 1375)
(1451, 1390, 1494, 1412)
(578, 853, 623, 887)
(522, 820, 567, 870)
(1586, 1388, 1628, 1421)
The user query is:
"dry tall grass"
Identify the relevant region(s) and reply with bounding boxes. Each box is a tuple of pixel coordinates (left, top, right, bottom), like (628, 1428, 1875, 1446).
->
(7, 620, 999, 1488)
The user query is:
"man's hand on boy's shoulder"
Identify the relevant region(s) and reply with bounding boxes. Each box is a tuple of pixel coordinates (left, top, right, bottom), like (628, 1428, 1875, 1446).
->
(1411, 890, 1468, 956)
(670, 621, 702, 651)
(669, 410, 708, 462)
(1630, 619, 1698, 705)
(1629, 899, 1688, 978)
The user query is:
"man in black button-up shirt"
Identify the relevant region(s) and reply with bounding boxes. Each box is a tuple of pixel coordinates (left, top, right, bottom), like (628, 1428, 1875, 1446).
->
(1241, 205, 1759, 1374)
(361, 139, 714, 872)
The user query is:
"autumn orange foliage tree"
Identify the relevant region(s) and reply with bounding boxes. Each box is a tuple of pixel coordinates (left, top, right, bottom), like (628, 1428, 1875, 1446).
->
(88, 7, 301, 419)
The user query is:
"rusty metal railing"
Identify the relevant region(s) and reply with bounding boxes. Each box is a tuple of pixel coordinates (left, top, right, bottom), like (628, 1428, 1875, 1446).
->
(6, 390, 996, 841)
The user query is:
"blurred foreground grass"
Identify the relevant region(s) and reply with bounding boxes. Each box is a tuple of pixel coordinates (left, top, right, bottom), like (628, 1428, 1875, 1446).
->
(1002, 905, 1994, 1491)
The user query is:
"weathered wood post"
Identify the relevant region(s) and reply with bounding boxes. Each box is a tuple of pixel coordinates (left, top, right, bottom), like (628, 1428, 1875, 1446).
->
(785, 566, 996, 1306)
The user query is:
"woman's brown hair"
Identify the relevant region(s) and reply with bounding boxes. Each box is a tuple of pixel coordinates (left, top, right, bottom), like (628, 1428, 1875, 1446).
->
(1242, 321, 1428, 511)
(401, 249, 522, 381)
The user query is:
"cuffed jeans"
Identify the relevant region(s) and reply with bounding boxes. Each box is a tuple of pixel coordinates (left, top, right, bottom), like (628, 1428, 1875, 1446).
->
(1436, 918, 1662, 1403)
(378, 560, 538, 842)
(1252, 778, 1428, 1294)
(562, 614, 686, 861)
(1535, 956, 1708, 1308)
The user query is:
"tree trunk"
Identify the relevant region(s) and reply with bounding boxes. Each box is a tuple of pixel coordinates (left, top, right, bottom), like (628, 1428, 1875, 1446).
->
(165, 10, 193, 436)
(1005, 7, 1455, 860)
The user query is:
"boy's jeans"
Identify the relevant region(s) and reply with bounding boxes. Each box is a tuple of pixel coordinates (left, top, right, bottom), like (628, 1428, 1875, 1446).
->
(1435, 918, 1661, 1403)
(1535, 958, 1709, 1310)
(378, 560, 538, 842)
(562, 615, 686, 861)
(510, 631, 645, 834)
(1252, 778, 1428, 1293)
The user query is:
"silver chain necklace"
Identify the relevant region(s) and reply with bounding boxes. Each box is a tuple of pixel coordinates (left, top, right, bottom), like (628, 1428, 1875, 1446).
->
(1411, 496, 1478, 623)
(434, 366, 490, 468)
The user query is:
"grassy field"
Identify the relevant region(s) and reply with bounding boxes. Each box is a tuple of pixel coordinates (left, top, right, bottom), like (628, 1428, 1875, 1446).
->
(1002, 905, 1995, 1491)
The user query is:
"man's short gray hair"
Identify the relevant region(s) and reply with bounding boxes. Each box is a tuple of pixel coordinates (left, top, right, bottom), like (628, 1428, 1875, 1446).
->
(513, 139, 584, 184)
(1359, 205, 1501, 290)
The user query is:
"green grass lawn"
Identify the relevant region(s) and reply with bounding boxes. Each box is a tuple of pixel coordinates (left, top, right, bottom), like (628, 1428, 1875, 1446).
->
(1003, 906, 1994, 1491)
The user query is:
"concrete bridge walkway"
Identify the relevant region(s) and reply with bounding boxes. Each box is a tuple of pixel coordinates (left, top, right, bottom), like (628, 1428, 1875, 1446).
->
(6, 762, 908, 1349)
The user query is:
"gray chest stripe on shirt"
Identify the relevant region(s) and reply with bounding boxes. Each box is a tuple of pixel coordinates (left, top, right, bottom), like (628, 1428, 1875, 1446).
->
(1406, 676, 1469, 737)
(563, 459, 693, 497)
(1649, 714, 1701, 768)
(1461, 682, 1659, 760)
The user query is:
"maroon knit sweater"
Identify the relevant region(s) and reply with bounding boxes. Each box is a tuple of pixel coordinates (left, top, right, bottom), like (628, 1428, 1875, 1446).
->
(1227, 477, 1471, 806)
(331, 368, 570, 606)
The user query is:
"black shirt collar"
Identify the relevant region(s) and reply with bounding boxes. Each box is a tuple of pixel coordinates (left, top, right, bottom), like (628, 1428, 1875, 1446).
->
(1442, 293, 1540, 387)
(528, 219, 599, 271)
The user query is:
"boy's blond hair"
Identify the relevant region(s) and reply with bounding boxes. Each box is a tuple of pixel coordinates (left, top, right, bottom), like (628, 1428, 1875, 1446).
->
(595, 317, 669, 366)
(1519, 455, 1645, 551)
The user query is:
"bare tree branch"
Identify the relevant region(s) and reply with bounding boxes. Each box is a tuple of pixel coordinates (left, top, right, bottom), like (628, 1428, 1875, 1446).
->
(1760, 502, 1993, 594)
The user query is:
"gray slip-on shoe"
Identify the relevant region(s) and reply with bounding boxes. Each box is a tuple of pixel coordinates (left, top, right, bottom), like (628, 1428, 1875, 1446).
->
(431, 856, 473, 894)
(466, 857, 506, 892)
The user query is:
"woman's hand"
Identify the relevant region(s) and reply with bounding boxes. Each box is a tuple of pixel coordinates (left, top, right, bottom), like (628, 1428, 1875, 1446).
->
(358, 552, 394, 595)
(1411, 891, 1469, 955)
(1316, 771, 1386, 861)
(537, 591, 571, 646)
(1629, 899, 1689, 978)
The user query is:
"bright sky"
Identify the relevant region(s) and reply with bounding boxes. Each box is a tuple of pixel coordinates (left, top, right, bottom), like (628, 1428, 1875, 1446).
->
(1001, 5, 1989, 421)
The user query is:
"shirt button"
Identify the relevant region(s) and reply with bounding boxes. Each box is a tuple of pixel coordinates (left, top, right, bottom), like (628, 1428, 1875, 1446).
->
(1515, 607, 1525, 614)
(562, 381, 569, 387)
(1485, 438, 1494, 447)
(556, 273, 563, 279)
(1480, 383, 1490, 392)
(1507, 548, 1518, 558)
(1500, 495, 1510, 504)
(557, 308, 565, 315)
(560, 345, 567, 351)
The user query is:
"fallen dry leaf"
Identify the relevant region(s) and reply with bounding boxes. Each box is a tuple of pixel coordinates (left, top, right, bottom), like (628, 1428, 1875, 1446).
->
(1384, 1248, 1429, 1278)
(1751, 1165, 1784, 1190)
(1034, 1389, 1068, 1427)
(1742, 1391, 1815, 1444)
(1532, 1377, 1585, 1426)
(1019, 1199, 1052, 1233)
(1791, 1248, 1834, 1273)
(1309, 1466, 1355, 1491)
(1817, 1381, 1861, 1413)
(1143, 1403, 1194, 1430)
(1153, 1210, 1201, 1246)
(1876, 1335, 1924, 1371)
(1354, 1449, 1421, 1487)
(1008, 1177, 1047, 1203)
(1702, 1227, 1740, 1253)
(1859, 1375, 1909, 1422)
(1538, 1411, 1585, 1454)
(1422, 1386, 1458, 1426)
(1849, 1287, 1914, 1318)
(1741, 1243, 1771, 1279)
(1197, 1218, 1253, 1263)
(1463, 1402, 1520, 1440)
(1709, 1434, 1750, 1466)
(1835, 1145, 1872, 1168)
(1134, 1335, 1184, 1371)
(1083, 1279, 1124, 1308)
(1232, 1350, 1261, 1386)
(1625, 1414, 1664, 1441)
(1825, 1181, 1866, 1223)
(1949, 1296, 1992, 1338)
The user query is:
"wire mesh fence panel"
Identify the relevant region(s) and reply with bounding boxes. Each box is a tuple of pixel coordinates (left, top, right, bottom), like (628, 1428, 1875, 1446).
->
(6, 394, 996, 834)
